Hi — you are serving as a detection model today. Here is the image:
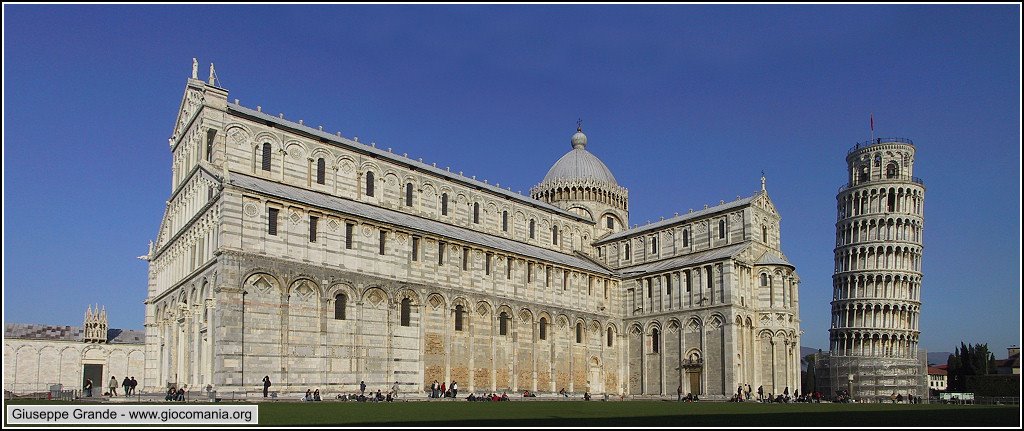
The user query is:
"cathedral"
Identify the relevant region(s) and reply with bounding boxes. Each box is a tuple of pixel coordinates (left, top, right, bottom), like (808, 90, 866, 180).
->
(141, 62, 801, 399)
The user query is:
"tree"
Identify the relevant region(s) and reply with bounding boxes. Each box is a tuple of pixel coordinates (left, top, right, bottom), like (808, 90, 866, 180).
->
(946, 342, 997, 392)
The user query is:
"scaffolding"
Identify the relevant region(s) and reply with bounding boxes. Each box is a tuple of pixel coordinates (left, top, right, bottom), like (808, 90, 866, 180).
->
(814, 350, 928, 403)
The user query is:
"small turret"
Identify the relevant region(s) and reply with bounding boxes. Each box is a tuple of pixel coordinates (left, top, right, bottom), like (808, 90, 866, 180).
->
(83, 304, 109, 343)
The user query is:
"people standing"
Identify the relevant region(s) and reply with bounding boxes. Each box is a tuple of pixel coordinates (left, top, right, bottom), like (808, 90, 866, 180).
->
(84, 378, 93, 397)
(262, 376, 271, 398)
(737, 385, 743, 401)
(109, 376, 118, 397)
(129, 377, 138, 396)
(677, 385, 682, 402)
(360, 380, 367, 396)
(451, 381, 458, 398)
(392, 381, 400, 399)
(440, 381, 447, 398)
(431, 380, 438, 398)
(122, 377, 131, 397)
(757, 385, 764, 402)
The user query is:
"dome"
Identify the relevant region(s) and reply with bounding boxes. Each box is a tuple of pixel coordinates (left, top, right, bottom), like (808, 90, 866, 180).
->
(541, 128, 618, 185)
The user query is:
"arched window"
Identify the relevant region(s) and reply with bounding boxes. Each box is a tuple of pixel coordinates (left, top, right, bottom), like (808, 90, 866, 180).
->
(606, 216, 614, 229)
(651, 236, 658, 253)
(261, 143, 272, 171)
(441, 193, 448, 216)
(859, 165, 869, 183)
(652, 328, 660, 353)
(576, 322, 583, 343)
(405, 183, 414, 207)
(683, 229, 689, 247)
(454, 304, 464, 331)
(529, 220, 536, 239)
(473, 203, 480, 224)
(334, 293, 346, 320)
(887, 192, 895, 212)
(719, 220, 726, 239)
(760, 273, 768, 286)
(400, 298, 411, 327)
(624, 241, 631, 258)
(762, 226, 768, 243)
(499, 312, 510, 336)
(539, 317, 548, 340)
(365, 171, 375, 197)
(886, 162, 899, 179)
(502, 211, 508, 232)
(607, 328, 614, 347)
(316, 158, 326, 185)
(552, 225, 559, 245)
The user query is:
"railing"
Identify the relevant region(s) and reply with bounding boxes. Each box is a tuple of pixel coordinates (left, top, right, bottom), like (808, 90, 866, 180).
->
(837, 175, 925, 193)
(847, 137, 915, 155)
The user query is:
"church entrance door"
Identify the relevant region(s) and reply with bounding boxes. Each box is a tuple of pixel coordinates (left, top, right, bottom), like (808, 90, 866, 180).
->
(83, 364, 103, 397)
(687, 369, 701, 395)
(589, 367, 603, 394)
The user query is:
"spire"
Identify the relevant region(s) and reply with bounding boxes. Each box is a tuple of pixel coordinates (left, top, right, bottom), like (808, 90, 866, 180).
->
(761, 170, 766, 191)
(571, 121, 587, 150)
(192, 58, 198, 79)
(209, 63, 216, 85)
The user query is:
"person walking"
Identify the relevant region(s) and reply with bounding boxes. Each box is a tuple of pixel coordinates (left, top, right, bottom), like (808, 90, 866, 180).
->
(757, 385, 764, 402)
(451, 381, 458, 398)
(431, 380, 438, 398)
(84, 378, 93, 397)
(392, 381, 400, 399)
(122, 377, 131, 397)
(440, 381, 447, 398)
(262, 376, 271, 398)
(129, 377, 138, 396)
(360, 380, 367, 396)
(677, 385, 682, 402)
(109, 376, 119, 397)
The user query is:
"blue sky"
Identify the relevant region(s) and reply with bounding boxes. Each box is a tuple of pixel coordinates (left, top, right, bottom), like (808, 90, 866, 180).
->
(3, 4, 1020, 356)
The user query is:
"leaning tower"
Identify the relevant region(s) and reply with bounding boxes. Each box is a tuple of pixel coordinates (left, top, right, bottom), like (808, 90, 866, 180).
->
(819, 137, 927, 401)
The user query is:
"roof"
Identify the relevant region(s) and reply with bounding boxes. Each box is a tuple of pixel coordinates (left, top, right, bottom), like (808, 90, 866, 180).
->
(226, 104, 592, 224)
(228, 173, 614, 276)
(756, 250, 795, 268)
(5, 323, 145, 344)
(927, 366, 948, 376)
(995, 353, 1020, 369)
(616, 243, 749, 275)
(596, 192, 763, 244)
(541, 147, 618, 185)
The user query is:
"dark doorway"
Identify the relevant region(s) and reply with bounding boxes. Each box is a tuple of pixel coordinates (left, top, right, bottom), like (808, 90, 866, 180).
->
(83, 364, 103, 397)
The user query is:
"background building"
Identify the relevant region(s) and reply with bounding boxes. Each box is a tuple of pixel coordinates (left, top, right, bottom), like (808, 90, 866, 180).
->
(816, 137, 927, 401)
(4, 306, 145, 396)
(141, 63, 801, 399)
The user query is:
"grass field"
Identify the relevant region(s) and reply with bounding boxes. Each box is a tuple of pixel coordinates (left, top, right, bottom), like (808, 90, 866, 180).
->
(5, 399, 1020, 427)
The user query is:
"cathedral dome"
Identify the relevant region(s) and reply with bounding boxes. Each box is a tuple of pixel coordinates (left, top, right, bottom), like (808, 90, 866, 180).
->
(541, 128, 618, 185)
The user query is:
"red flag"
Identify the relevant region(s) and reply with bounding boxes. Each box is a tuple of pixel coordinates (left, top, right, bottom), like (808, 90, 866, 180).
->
(870, 113, 874, 131)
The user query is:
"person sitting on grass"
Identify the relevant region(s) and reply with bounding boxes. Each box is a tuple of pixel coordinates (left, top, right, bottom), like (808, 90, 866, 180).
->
(313, 389, 321, 401)
(584, 392, 591, 401)
(467, 393, 476, 401)
(165, 387, 176, 401)
(304, 389, 312, 401)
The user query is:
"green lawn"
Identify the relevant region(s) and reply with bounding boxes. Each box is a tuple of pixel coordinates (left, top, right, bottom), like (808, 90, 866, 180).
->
(252, 401, 1018, 427)
(5, 400, 1019, 427)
